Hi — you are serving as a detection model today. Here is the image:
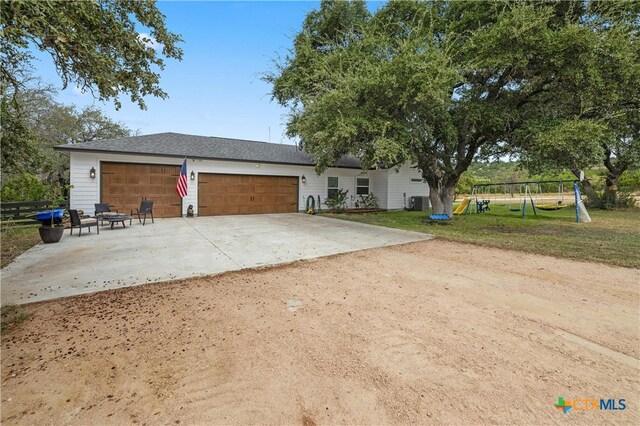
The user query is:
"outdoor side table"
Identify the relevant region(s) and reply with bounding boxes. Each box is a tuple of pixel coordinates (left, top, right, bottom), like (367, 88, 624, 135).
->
(106, 214, 131, 229)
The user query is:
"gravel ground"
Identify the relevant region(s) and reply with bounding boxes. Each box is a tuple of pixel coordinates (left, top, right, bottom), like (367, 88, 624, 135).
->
(1, 239, 638, 425)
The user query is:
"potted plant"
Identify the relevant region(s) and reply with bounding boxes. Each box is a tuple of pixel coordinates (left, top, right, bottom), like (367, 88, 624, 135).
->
(37, 186, 67, 244)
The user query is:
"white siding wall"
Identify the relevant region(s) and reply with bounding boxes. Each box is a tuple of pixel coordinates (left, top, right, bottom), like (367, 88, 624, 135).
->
(369, 170, 389, 209)
(69, 152, 385, 215)
(386, 164, 430, 210)
(324, 172, 374, 209)
(69, 154, 100, 214)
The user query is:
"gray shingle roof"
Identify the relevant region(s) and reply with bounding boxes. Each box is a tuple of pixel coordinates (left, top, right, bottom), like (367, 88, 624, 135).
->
(54, 132, 362, 169)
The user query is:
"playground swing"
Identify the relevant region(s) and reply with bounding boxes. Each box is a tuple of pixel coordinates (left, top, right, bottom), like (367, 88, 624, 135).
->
(495, 185, 507, 207)
(509, 184, 522, 212)
(536, 181, 569, 211)
(465, 179, 589, 223)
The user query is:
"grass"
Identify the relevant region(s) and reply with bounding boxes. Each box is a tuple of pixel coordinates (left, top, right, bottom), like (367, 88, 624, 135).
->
(323, 204, 640, 268)
(1, 305, 30, 332)
(1, 224, 41, 269)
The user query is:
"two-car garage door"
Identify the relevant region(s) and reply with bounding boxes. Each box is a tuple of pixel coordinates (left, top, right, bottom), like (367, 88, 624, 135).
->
(198, 173, 298, 216)
(101, 162, 182, 217)
(101, 163, 298, 217)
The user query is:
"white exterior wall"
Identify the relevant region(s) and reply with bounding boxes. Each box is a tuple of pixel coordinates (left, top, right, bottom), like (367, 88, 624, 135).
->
(69, 152, 429, 215)
(69, 153, 100, 214)
(369, 170, 389, 209)
(386, 164, 430, 210)
(69, 152, 381, 215)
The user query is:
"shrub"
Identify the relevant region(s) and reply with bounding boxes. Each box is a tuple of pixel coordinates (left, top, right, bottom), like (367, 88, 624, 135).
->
(325, 189, 348, 212)
(355, 193, 379, 209)
(619, 169, 640, 192)
(1, 173, 51, 202)
(613, 190, 637, 208)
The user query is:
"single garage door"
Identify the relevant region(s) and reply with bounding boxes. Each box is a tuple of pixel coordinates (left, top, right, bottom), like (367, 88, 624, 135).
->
(198, 174, 298, 216)
(101, 162, 182, 217)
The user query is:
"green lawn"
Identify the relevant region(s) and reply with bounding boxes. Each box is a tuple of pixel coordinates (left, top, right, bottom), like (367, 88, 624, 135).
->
(323, 204, 640, 268)
(1, 225, 40, 269)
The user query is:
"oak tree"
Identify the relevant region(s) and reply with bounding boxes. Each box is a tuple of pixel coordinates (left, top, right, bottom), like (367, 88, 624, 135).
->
(514, 1, 640, 207)
(1, 0, 183, 109)
(268, 0, 638, 215)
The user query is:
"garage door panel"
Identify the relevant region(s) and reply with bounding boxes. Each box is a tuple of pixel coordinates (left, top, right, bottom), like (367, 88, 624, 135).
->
(124, 195, 141, 205)
(101, 162, 181, 218)
(162, 176, 177, 185)
(122, 185, 137, 194)
(107, 175, 124, 185)
(198, 174, 298, 216)
(108, 186, 124, 195)
(277, 187, 296, 195)
(126, 164, 144, 174)
(150, 175, 164, 185)
(238, 205, 254, 214)
(107, 163, 126, 174)
(125, 175, 140, 184)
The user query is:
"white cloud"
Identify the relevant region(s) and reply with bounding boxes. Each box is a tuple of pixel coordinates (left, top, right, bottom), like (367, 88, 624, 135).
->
(138, 33, 161, 51)
(72, 86, 86, 96)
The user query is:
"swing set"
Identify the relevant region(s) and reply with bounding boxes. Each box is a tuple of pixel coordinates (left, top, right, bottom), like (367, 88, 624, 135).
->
(460, 180, 591, 223)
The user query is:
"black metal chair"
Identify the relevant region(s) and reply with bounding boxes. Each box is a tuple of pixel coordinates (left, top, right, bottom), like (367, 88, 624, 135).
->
(131, 200, 154, 225)
(69, 209, 99, 236)
(94, 203, 117, 214)
(94, 203, 118, 225)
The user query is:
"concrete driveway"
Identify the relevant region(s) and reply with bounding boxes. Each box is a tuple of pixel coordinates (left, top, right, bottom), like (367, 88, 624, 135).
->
(1, 214, 431, 305)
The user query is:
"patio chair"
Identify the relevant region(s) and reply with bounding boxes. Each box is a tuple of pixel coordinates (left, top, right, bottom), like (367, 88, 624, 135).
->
(69, 209, 99, 236)
(131, 200, 154, 225)
(95, 203, 118, 225)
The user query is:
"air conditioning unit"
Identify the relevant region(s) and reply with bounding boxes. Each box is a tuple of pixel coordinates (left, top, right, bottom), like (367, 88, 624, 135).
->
(410, 196, 430, 211)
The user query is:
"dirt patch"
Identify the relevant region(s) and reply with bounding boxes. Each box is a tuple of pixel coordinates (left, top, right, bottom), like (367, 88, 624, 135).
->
(301, 412, 317, 426)
(1, 240, 638, 424)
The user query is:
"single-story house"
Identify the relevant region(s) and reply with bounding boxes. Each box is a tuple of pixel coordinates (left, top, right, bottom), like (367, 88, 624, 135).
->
(54, 132, 429, 217)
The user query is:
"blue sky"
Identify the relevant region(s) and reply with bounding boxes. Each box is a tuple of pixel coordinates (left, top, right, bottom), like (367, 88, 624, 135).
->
(31, 1, 383, 145)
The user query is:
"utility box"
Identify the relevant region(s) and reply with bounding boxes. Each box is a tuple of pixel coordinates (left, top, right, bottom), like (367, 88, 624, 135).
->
(411, 196, 430, 211)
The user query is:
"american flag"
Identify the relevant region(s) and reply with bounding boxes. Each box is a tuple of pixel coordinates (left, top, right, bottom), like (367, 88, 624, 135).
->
(176, 159, 188, 198)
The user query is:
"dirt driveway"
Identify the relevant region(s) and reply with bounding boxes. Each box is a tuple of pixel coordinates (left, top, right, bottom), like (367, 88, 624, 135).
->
(1, 240, 638, 425)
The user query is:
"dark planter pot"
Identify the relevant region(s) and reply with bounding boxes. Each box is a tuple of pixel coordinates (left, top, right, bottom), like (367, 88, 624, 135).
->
(39, 225, 64, 244)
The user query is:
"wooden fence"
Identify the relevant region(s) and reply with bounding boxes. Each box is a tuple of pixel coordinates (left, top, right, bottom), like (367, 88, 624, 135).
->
(0, 200, 69, 226)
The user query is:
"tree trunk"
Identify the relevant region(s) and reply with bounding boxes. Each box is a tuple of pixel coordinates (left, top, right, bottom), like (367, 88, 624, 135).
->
(571, 168, 602, 208)
(429, 190, 444, 215)
(428, 182, 456, 216)
(602, 146, 627, 208)
(581, 178, 602, 208)
(604, 174, 620, 208)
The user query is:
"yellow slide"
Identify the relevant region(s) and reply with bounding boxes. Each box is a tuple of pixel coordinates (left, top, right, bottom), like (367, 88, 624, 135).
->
(453, 197, 470, 215)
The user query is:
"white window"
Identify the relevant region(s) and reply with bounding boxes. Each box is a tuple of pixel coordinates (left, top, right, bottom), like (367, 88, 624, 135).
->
(356, 177, 370, 195)
(327, 176, 339, 198)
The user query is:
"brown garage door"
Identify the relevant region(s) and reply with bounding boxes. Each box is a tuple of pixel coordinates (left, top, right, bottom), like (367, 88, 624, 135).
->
(101, 162, 182, 218)
(198, 174, 298, 216)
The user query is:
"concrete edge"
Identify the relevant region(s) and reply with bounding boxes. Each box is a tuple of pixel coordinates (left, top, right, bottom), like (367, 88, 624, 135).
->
(3, 237, 434, 308)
